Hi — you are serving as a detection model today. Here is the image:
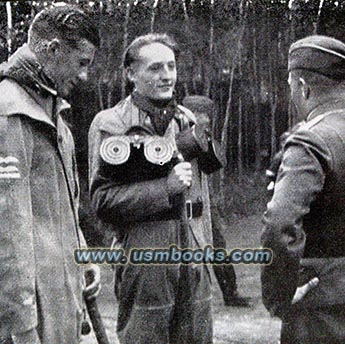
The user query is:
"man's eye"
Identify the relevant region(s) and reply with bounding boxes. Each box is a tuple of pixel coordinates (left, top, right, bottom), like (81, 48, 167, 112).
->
(149, 65, 161, 71)
(168, 63, 176, 71)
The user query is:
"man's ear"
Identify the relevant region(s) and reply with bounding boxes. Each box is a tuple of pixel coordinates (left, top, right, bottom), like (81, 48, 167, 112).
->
(126, 67, 136, 83)
(299, 77, 310, 99)
(47, 38, 61, 56)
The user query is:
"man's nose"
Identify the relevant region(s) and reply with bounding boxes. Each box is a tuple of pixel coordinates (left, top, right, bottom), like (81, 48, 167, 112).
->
(160, 65, 172, 79)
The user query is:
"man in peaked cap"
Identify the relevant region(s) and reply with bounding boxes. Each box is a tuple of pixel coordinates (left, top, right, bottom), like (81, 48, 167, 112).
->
(261, 35, 345, 343)
(182, 95, 250, 307)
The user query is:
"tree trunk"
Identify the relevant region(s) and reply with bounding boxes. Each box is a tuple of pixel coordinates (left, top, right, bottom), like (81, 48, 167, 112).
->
(6, 1, 12, 57)
(288, 0, 297, 128)
(220, 0, 248, 194)
(151, 0, 160, 32)
(182, 0, 189, 21)
(183, 82, 189, 97)
(237, 20, 244, 182)
(221, 63, 236, 155)
(289, 0, 296, 42)
(288, 99, 293, 129)
(219, 62, 236, 197)
(204, 0, 214, 97)
(251, 26, 262, 172)
(97, 76, 105, 111)
(121, 1, 132, 98)
(268, 47, 277, 161)
(314, 0, 325, 34)
(237, 97, 243, 182)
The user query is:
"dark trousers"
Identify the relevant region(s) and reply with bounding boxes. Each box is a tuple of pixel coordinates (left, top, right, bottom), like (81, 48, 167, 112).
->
(212, 223, 237, 301)
(115, 263, 213, 344)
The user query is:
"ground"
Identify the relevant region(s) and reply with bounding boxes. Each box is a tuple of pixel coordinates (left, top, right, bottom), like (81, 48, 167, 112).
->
(81, 214, 281, 344)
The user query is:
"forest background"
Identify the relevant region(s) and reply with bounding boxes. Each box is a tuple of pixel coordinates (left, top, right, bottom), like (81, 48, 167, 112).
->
(0, 0, 342, 243)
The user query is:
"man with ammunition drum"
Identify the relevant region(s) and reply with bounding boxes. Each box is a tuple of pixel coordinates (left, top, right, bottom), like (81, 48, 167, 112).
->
(89, 33, 225, 343)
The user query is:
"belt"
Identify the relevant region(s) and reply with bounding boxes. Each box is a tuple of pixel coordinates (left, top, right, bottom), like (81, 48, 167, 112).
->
(185, 200, 203, 219)
(136, 200, 203, 223)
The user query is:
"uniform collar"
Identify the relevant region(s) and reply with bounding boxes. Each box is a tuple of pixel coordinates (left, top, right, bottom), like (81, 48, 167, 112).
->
(307, 99, 345, 121)
(0, 78, 70, 128)
(0, 44, 71, 128)
(0, 44, 58, 98)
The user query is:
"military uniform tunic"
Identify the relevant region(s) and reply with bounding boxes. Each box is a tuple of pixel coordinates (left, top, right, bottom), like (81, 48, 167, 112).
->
(261, 100, 345, 343)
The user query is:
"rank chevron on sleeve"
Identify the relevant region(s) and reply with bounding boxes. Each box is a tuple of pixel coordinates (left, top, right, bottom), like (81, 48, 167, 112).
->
(0, 156, 21, 179)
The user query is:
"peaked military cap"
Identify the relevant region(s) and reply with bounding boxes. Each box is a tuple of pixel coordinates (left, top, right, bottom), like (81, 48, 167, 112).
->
(288, 35, 345, 80)
(182, 95, 215, 117)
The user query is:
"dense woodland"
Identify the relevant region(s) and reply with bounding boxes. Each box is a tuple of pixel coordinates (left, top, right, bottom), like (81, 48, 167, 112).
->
(1, 0, 344, 240)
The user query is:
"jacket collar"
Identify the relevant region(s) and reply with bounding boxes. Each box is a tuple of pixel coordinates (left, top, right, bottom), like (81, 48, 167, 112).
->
(0, 44, 57, 96)
(307, 99, 345, 121)
(0, 78, 70, 128)
(0, 44, 71, 128)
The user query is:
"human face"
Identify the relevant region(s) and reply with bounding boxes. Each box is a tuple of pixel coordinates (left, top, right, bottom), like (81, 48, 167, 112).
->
(128, 42, 177, 100)
(45, 38, 96, 99)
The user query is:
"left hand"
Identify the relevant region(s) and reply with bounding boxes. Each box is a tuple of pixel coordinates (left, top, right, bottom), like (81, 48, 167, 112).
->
(83, 264, 101, 300)
(291, 277, 319, 305)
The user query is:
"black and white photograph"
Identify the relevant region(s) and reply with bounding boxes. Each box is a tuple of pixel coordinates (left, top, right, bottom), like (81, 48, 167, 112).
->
(1, 0, 345, 343)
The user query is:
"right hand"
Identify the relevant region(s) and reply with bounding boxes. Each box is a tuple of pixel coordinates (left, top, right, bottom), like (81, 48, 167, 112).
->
(167, 162, 193, 196)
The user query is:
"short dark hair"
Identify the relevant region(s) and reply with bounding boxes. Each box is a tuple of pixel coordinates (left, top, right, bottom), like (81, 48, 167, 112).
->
(290, 69, 342, 88)
(29, 4, 100, 49)
(123, 33, 179, 68)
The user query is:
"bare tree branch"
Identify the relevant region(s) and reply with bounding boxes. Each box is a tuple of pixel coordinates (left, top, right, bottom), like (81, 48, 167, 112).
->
(121, 0, 132, 99)
(314, 0, 325, 34)
(150, 0, 159, 32)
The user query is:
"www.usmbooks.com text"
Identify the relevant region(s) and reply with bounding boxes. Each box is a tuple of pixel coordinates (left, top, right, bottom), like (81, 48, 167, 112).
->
(74, 245, 272, 265)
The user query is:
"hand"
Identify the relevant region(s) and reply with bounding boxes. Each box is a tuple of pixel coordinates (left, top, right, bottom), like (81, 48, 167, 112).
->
(167, 162, 192, 196)
(83, 264, 101, 300)
(291, 277, 319, 305)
